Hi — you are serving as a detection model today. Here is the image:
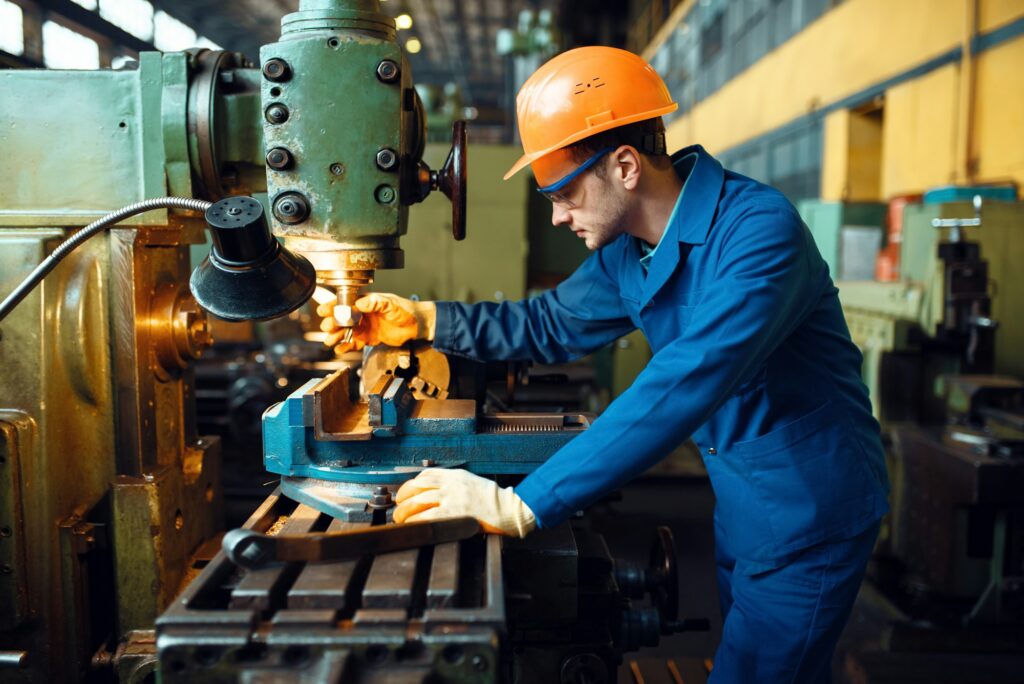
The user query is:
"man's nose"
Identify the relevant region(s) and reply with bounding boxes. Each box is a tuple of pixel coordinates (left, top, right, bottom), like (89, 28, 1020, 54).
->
(551, 203, 571, 228)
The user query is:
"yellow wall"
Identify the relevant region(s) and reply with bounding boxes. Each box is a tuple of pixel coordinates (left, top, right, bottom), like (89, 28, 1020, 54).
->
(974, 36, 1024, 185)
(878, 64, 960, 197)
(660, 0, 1024, 199)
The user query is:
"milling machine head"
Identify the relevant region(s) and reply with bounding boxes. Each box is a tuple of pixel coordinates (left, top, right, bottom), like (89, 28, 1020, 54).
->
(258, 0, 467, 323)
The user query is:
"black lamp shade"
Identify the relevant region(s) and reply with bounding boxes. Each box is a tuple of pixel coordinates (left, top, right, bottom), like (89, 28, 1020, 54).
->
(190, 196, 316, 321)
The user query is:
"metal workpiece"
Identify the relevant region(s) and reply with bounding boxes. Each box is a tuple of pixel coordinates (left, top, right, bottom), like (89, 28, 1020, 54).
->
(363, 344, 454, 400)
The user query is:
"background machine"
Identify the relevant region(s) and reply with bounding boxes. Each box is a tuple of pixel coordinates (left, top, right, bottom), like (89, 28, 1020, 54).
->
(0, 2, 698, 682)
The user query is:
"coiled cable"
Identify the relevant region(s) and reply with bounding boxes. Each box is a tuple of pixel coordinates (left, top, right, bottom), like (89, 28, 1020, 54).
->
(0, 197, 212, 323)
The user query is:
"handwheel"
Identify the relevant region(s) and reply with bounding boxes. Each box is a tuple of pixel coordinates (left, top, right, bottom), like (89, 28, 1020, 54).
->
(648, 525, 680, 628)
(434, 120, 467, 240)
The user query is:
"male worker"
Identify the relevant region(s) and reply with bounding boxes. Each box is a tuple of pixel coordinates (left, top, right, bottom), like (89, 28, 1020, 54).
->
(320, 46, 889, 681)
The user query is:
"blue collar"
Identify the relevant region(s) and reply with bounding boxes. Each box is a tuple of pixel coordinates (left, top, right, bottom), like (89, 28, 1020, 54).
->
(666, 144, 724, 246)
(638, 149, 700, 271)
(634, 145, 725, 305)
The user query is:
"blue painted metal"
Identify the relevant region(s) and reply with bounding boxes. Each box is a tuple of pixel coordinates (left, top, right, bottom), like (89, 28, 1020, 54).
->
(923, 185, 1018, 204)
(263, 374, 591, 483)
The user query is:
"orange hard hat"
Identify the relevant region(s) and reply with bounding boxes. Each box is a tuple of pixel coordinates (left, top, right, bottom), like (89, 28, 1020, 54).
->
(504, 46, 678, 183)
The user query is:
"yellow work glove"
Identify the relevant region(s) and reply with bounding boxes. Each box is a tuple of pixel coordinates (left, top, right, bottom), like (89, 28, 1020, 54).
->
(316, 293, 436, 354)
(393, 469, 537, 538)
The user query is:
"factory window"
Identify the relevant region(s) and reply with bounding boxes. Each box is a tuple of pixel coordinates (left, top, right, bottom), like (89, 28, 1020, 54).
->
(0, 0, 23, 56)
(99, 0, 154, 42)
(42, 20, 100, 69)
(153, 10, 196, 52)
(700, 11, 724, 65)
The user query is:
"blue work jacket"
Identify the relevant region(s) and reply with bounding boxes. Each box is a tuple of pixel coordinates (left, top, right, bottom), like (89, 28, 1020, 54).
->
(434, 145, 890, 573)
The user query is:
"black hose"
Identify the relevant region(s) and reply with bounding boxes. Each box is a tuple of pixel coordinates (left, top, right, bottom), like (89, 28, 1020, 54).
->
(0, 197, 212, 323)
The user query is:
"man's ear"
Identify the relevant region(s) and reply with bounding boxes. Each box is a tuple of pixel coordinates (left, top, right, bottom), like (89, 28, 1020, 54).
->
(612, 145, 642, 191)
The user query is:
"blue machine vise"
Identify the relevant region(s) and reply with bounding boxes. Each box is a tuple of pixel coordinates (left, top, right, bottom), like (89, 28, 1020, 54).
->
(263, 367, 591, 517)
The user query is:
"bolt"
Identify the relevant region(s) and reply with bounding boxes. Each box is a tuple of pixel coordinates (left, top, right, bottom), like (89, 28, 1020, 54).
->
(273, 192, 310, 224)
(0, 526, 11, 537)
(262, 58, 291, 82)
(375, 185, 396, 204)
(471, 654, 488, 672)
(376, 59, 400, 83)
(0, 564, 11, 574)
(376, 148, 398, 171)
(370, 486, 393, 508)
(330, 162, 345, 176)
(227, 206, 242, 216)
(265, 103, 289, 124)
(266, 147, 293, 170)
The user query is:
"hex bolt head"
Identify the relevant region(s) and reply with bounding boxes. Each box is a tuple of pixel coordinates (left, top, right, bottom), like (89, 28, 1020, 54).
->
(262, 58, 291, 82)
(266, 147, 293, 170)
(376, 59, 400, 83)
(272, 192, 310, 224)
(265, 103, 289, 124)
(370, 486, 393, 508)
(376, 148, 398, 171)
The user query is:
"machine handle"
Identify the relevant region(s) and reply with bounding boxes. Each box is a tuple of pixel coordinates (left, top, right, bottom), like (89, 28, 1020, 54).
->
(223, 516, 481, 570)
(435, 120, 467, 241)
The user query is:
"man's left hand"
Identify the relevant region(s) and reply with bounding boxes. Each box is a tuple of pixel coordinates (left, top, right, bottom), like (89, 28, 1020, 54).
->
(394, 469, 537, 538)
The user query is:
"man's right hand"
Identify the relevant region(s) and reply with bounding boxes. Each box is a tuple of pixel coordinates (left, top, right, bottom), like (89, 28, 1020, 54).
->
(317, 293, 437, 354)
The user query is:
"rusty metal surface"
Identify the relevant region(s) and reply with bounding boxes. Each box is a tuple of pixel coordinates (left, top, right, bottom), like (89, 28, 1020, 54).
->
(0, 412, 31, 632)
(230, 504, 322, 611)
(311, 369, 373, 441)
(288, 519, 365, 611)
(0, 221, 224, 681)
(156, 489, 505, 682)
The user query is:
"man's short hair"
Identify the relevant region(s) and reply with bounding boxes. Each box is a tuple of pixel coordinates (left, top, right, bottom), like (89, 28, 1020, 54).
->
(565, 117, 669, 173)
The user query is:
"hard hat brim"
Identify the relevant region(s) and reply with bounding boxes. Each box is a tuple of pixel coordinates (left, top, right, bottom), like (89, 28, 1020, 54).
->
(503, 102, 679, 181)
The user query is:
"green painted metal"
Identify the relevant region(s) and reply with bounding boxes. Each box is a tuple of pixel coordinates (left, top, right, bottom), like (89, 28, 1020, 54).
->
(796, 200, 887, 279)
(902, 200, 1024, 378)
(0, 51, 265, 228)
(261, 0, 415, 251)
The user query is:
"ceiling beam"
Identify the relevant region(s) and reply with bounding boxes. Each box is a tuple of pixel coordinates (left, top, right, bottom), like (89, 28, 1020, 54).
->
(33, 0, 157, 53)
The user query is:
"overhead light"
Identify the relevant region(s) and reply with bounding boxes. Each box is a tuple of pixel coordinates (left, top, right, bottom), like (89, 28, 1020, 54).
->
(405, 37, 421, 54)
(396, 13, 413, 30)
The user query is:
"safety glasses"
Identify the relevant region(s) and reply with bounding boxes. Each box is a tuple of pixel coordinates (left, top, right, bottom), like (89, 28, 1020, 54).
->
(536, 147, 616, 207)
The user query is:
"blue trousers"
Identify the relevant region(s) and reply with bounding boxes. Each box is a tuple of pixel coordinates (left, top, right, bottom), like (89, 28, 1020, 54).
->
(709, 521, 879, 683)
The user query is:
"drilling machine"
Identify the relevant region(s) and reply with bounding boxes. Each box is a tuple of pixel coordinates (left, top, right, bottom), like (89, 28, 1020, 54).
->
(0, 2, 702, 682)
